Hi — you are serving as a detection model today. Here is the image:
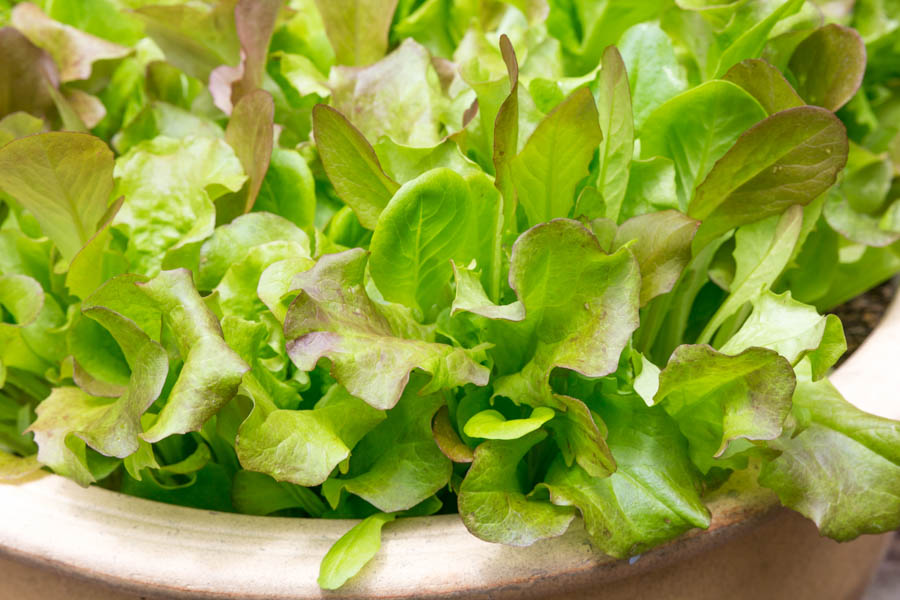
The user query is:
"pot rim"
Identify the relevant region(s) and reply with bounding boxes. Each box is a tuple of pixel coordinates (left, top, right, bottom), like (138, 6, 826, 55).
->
(0, 290, 897, 600)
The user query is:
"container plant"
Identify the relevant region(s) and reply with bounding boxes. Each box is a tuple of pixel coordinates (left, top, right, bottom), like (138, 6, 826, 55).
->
(0, 0, 899, 597)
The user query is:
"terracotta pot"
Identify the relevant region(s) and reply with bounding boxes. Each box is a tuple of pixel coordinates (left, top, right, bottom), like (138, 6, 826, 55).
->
(2, 294, 898, 600)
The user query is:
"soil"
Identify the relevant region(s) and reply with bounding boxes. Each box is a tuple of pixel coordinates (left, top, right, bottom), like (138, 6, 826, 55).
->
(829, 279, 896, 365)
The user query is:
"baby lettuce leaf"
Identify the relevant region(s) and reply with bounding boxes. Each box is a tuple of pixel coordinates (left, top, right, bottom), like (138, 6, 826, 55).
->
(618, 156, 679, 221)
(253, 146, 317, 231)
(217, 89, 275, 222)
(655, 344, 795, 474)
(491, 219, 641, 408)
(198, 212, 311, 291)
(492, 34, 519, 227)
(236, 376, 384, 487)
(722, 58, 804, 115)
(547, 0, 670, 76)
(0, 132, 114, 263)
(618, 22, 687, 131)
(591, 45, 634, 223)
(313, 104, 399, 230)
(464, 406, 556, 441)
(788, 24, 866, 112)
(135, 269, 250, 442)
(0, 26, 61, 123)
(760, 369, 900, 541)
(323, 377, 451, 512)
(690, 107, 848, 251)
(318, 512, 397, 590)
(329, 39, 444, 147)
(458, 430, 576, 546)
(544, 397, 710, 558)
(210, 0, 281, 113)
(369, 169, 476, 319)
(10, 3, 131, 83)
(112, 135, 246, 276)
(613, 211, 700, 306)
(284, 249, 489, 410)
(511, 87, 603, 227)
(132, 1, 241, 83)
(313, 0, 398, 67)
(698, 206, 802, 345)
(451, 261, 525, 322)
(431, 405, 473, 463)
(720, 291, 846, 381)
(641, 80, 767, 211)
(28, 308, 167, 486)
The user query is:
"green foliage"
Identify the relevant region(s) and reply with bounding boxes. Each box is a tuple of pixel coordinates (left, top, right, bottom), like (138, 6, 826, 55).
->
(0, 0, 898, 592)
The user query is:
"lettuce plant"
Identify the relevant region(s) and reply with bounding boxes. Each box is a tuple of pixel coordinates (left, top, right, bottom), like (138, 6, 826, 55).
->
(0, 0, 899, 590)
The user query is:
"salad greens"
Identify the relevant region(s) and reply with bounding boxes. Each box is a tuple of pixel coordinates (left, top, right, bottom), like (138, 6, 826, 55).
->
(0, 0, 899, 590)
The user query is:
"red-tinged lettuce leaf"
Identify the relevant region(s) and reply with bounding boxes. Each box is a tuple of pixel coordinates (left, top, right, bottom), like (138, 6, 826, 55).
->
(209, 0, 281, 113)
(236, 375, 385, 487)
(654, 344, 795, 474)
(28, 308, 168, 486)
(788, 24, 866, 112)
(0, 132, 114, 263)
(312, 104, 399, 230)
(322, 376, 451, 512)
(136, 269, 250, 442)
(458, 430, 576, 546)
(543, 397, 710, 558)
(492, 34, 518, 227)
(640, 80, 767, 211)
(133, 0, 241, 83)
(431, 405, 473, 463)
(329, 39, 445, 147)
(612, 210, 700, 306)
(759, 371, 900, 541)
(689, 107, 848, 250)
(511, 86, 603, 227)
(0, 27, 60, 122)
(218, 90, 275, 223)
(722, 58, 805, 115)
(11, 3, 131, 82)
(313, 0, 398, 67)
(591, 45, 634, 223)
(112, 135, 246, 276)
(491, 219, 641, 408)
(720, 291, 845, 381)
(284, 249, 489, 410)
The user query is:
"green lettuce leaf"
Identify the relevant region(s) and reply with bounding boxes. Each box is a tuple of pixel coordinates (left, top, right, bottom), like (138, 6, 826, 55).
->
(760, 368, 900, 540)
(544, 396, 710, 558)
(0, 132, 114, 263)
(459, 429, 576, 545)
(655, 344, 795, 473)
